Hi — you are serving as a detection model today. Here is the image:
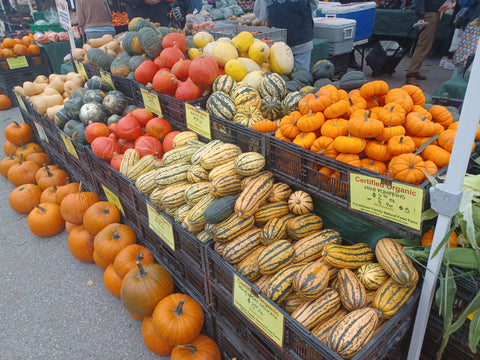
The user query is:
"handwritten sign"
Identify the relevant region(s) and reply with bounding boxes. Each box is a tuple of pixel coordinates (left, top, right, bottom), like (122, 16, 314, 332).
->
(100, 70, 115, 90)
(141, 88, 162, 116)
(74, 60, 88, 79)
(15, 93, 26, 111)
(147, 204, 175, 250)
(185, 104, 211, 139)
(6, 56, 28, 69)
(34, 122, 48, 143)
(233, 275, 284, 347)
(60, 134, 79, 159)
(56, 0, 72, 29)
(350, 173, 423, 230)
(101, 185, 125, 216)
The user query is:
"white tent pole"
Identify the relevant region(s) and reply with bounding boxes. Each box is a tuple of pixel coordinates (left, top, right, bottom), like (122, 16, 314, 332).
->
(407, 44, 480, 360)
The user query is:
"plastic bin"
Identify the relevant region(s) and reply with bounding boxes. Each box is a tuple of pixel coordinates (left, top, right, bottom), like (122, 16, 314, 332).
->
(314, 17, 356, 55)
(317, 2, 376, 42)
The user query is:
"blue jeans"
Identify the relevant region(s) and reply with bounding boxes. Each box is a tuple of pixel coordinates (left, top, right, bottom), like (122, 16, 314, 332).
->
(294, 51, 312, 71)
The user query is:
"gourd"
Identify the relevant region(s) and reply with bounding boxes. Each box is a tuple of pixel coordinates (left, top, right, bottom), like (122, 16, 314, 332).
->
(268, 41, 294, 75)
(372, 278, 416, 319)
(291, 288, 341, 330)
(86, 48, 114, 71)
(265, 263, 305, 304)
(322, 243, 374, 269)
(27, 203, 65, 237)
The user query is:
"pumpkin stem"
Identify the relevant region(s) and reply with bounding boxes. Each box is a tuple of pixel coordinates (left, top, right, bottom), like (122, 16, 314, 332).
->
(177, 344, 198, 354)
(173, 298, 186, 317)
(9, 152, 14, 160)
(18, 153, 23, 164)
(399, 136, 404, 144)
(136, 254, 146, 278)
(14, 121, 20, 128)
(33, 147, 39, 153)
(36, 205, 47, 213)
(78, 181, 83, 193)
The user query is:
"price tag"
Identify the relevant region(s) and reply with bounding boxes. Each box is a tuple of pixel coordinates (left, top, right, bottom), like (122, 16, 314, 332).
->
(101, 185, 125, 216)
(6, 56, 28, 69)
(468, 309, 477, 320)
(34, 122, 48, 143)
(147, 204, 175, 250)
(60, 134, 79, 159)
(141, 88, 162, 115)
(15, 93, 26, 111)
(233, 275, 284, 347)
(185, 104, 211, 139)
(100, 70, 115, 90)
(349, 173, 423, 230)
(74, 60, 88, 79)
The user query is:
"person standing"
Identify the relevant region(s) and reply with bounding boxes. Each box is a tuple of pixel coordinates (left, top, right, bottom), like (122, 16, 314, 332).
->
(405, 0, 445, 85)
(75, 0, 116, 41)
(125, 0, 173, 27)
(254, 0, 317, 70)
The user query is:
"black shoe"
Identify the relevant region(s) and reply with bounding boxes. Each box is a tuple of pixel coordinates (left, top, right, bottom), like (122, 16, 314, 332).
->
(407, 72, 427, 80)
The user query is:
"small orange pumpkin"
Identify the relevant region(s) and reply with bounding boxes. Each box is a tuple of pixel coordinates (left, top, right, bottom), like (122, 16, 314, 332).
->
(421, 228, 457, 247)
(27, 203, 65, 237)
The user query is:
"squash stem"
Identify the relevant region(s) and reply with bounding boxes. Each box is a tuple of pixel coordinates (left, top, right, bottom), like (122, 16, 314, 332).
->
(18, 153, 23, 164)
(177, 344, 198, 354)
(136, 259, 146, 278)
(173, 298, 185, 317)
(36, 205, 46, 213)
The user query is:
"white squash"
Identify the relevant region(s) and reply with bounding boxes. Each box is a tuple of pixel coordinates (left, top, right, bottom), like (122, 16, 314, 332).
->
(268, 42, 294, 75)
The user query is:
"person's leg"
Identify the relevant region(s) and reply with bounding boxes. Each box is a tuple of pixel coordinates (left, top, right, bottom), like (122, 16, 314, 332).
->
(406, 12, 440, 78)
(294, 51, 312, 71)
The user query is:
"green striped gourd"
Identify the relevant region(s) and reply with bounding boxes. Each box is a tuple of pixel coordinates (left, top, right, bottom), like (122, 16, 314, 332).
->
(258, 72, 287, 100)
(211, 213, 255, 244)
(338, 268, 368, 311)
(158, 182, 190, 208)
(237, 246, 266, 282)
(293, 261, 330, 300)
(135, 169, 159, 196)
(231, 84, 261, 108)
(203, 195, 238, 224)
(234, 152, 265, 176)
(293, 229, 342, 264)
(281, 294, 306, 315)
(190, 140, 223, 166)
(268, 182, 292, 203)
(257, 240, 295, 275)
(196, 230, 212, 243)
(375, 237, 418, 287)
(206, 91, 236, 120)
(163, 206, 178, 217)
(200, 143, 242, 170)
(209, 175, 242, 198)
(322, 243, 374, 270)
(161, 145, 199, 166)
(214, 242, 227, 256)
(222, 227, 262, 264)
(372, 278, 416, 319)
(235, 171, 274, 219)
(356, 263, 389, 290)
(208, 160, 238, 181)
(286, 213, 323, 240)
(288, 190, 314, 215)
(187, 164, 210, 183)
(149, 187, 167, 207)
(260, 214, 295, 245)
(126, 154, 158, 181)
(254, 201, 290, 225)
(120, 148, 140, 176)
(365, 290, 377, 307)
(184, 182, 211, 206)
(316, 258, 338, 281)
(326, 308, 381, 359)
(311, 308, 349, 343)
(281, 91, 303, 113)
(204, 222, 215, 236)
(183, 193, 216, 227)
(330, 276, 340, 292)
(212, 74, 236, 94)
(174, 203, 192, 224)
(154, 162, 191, 188)
(265, 263, 305, 304)
(254, 274, 274, 293)
(172, 131, 198, 148)
(182, 217, 205, 234)
(260, 95, 283, 120)
(291, 288, 341, 330)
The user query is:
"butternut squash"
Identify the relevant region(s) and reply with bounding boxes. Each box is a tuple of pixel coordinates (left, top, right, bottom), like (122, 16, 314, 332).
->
(23, 82, 47, 96)
(88, 34, 114, 48)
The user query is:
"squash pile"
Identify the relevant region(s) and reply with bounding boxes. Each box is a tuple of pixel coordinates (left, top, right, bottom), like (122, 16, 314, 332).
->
(0, 34, 40, 58)
(273, 81, 475, 185)
(1, 123, 221, 358)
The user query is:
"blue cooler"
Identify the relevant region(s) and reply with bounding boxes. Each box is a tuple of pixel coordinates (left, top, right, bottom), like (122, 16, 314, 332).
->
(316, 2, 376, 42)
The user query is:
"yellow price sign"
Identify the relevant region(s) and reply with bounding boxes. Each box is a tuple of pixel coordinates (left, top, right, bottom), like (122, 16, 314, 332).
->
(468, 309, 477, 321)
(100, 70, 115, 90)
(141, 88, 162, 116)
(15, 93, 26, 111)
(185, 103, 211, 139)
(349, 173, 424, 230)
(33, 122, 48, 143)
(6, 56, 28, 69)
(101, 185, 125, 216)
(147, 204, 175, 250)
(233, 275, 284, 347)
(60, 134, 79, 159)
(74, 60, 88, 80)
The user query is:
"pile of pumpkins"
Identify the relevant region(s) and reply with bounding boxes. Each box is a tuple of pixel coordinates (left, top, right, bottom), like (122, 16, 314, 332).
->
(0, 121, 222, 359)
(0, 34, 41, 59)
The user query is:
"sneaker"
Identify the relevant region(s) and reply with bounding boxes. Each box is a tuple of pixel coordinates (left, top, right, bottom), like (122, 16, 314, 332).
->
(443, 60, 456, 70)
(439, 59, 446, 67)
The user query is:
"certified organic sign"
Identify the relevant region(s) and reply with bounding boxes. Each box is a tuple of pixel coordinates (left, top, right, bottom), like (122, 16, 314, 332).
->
(33, 122, 48, 143)
(60, 134, 79, 159)
(233, 275, 284, 347)
(147, 204, 175, 250)
(349, 173, 423, 230)
(141, 88, 162, 115)
(185, 104, 211, 139)
(6, 56, 28, 69)
(101, 185, 125, 216)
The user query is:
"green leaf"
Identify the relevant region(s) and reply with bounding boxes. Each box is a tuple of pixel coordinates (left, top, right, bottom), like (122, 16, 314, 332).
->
(469, 308, 480, 352)
(458, 189, 477, 248)
(441, 267, 456, 330)
(432, 226, 456, 258)
(422, 208, 439, 221)
(444, 290, 480, 338)
(393, 237, 422, 247)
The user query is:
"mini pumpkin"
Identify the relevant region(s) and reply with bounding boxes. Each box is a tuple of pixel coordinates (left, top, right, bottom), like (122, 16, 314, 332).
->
(288, 191, 314, 215)
(28, 203, 65, 237)
(68, 225, 95, 263)
(388, 153, 426, 184)
(310, 136, 338, 158)
(9, 183, 42, 213)
(333, 135, 366, 154)
(387, 135, 416, 156)
(321, 119, 349, 139)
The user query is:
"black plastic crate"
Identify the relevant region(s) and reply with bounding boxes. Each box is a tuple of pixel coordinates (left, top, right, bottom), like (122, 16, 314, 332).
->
(209, 114, 266, 154)
(110, 74, 137, 101)
(173, 222, 210, 274)
(329, 53, 349, 78)
(207, 24, 287, 42)
(432, 95, 464, 108)
(83, 63, 101, 78)
(451, 266, 480, 303)
(0, 64, 51, 99)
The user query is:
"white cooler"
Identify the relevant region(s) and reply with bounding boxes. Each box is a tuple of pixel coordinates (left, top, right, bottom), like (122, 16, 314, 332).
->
(313, 17, 356, 56)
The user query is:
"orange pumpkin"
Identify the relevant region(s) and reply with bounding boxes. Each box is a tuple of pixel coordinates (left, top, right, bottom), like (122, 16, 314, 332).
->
(94, 223, 137, 264)
(27, 203, 65, 237)
(388, 153, 426, 184)
(103, 264, 123, 298)
(0, 94, 12, 110)
(9, 183, 42, 214)
(141, 316, 174, 356)
(113, 244, 154, 278)
(83, 201, 121, 235)
(68, 224, 95, 262)
(421, 228, 457, 247)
